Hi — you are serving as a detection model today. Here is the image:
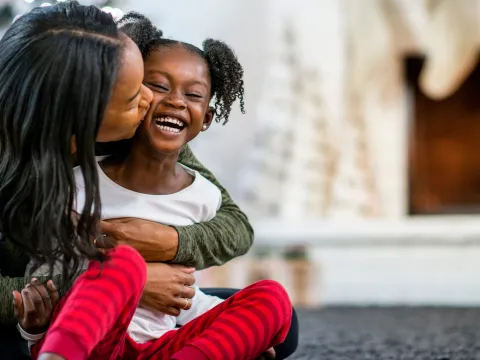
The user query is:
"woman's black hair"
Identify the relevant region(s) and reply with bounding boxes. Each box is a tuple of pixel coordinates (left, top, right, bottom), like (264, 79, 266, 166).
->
(118, 11, 245, 125)
(0, 1, 125, 282)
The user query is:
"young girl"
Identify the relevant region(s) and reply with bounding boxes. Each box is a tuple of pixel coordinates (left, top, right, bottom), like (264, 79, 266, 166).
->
(24, 12, 292, 360)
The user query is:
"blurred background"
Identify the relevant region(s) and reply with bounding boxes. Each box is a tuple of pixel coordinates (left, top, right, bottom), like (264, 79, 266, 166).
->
(3, 0, 480, 309)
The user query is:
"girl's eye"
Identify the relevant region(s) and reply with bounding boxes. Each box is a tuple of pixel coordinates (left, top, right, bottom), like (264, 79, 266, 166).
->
(151, 84, 169, 91)
(186, 93, 202, 99)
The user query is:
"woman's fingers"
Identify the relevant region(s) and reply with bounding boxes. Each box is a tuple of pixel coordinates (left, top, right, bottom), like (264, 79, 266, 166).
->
(90, 233, 116, 252)
(173, 296, 192, 312)
(46, 280, 59, 308)
(181, 285, 195, 300)
(171, 267, 195, 314)
(179, 272, 195, 287)
(163, 306, 181, 317)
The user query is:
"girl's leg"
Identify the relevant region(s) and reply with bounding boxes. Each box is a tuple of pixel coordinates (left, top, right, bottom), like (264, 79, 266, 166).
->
(128, 280, 292, 360)
(31, 245, 147, 360)
(201, 287, 299, 360)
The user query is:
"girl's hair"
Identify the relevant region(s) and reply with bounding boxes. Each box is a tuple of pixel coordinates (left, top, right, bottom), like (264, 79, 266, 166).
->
(118, 12, 245, 125)
(0, 1, 125, 282)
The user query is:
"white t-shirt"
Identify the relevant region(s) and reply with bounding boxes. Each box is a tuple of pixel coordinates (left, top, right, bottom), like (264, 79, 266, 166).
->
(75, 161, 221, 226)
(28, 160, 223, 344)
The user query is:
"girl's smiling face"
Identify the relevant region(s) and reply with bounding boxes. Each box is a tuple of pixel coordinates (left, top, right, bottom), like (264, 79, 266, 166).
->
(138, 45, 214, 154)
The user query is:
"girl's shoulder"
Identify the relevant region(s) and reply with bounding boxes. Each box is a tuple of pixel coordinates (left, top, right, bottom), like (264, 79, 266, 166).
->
(179, 164, 221, 206)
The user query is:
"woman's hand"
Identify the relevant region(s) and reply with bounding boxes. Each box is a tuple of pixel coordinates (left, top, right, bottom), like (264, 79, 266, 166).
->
(13, 278, 59, 334)
(141, 263, 196, 316)
(100, 218, 178, 262)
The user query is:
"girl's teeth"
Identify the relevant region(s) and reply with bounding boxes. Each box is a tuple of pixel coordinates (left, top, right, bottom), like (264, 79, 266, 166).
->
(158, 125, 180, 133)
(158, 117, 183, 127)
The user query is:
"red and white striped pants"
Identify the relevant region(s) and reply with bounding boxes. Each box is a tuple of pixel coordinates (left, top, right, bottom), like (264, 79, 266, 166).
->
(31, 245, 292, 360)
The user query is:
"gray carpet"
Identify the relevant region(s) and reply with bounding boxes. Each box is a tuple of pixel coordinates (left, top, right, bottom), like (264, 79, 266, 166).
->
(292, 307, 480, 360)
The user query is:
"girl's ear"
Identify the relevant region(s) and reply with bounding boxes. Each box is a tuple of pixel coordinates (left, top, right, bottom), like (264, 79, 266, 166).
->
(202, 107, 215, 131)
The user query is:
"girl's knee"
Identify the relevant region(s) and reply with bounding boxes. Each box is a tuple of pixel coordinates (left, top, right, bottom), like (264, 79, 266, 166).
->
(254, 279, 288, 295)
(253, 280, 292, 313)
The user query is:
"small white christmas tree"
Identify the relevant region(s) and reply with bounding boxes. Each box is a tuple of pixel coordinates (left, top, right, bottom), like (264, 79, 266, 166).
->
(241, 19, 337, 220)
(328, 16, 382, 219)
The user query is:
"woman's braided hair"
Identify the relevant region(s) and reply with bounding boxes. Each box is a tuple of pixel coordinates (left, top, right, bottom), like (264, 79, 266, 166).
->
(118, 12, 245, 124)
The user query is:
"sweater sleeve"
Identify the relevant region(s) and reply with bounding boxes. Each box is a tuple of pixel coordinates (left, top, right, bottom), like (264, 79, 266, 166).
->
(174, 145, 254, 270)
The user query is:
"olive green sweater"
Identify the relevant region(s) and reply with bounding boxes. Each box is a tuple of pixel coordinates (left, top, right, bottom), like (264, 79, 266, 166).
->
(0, 145, 254, 328)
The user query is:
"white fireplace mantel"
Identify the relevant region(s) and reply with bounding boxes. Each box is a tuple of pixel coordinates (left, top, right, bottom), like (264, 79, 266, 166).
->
(253, 217, 480, 247)
(252, 217, 480, 306)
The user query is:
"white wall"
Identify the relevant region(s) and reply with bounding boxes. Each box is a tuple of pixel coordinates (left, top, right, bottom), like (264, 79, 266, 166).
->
(121, 0, 406, 217)
(121, 0, 347, 203)
(121, 0, 480, 305)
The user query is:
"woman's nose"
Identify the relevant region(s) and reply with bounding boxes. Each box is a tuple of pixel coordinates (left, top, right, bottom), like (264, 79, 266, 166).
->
(139, 84, 153, 111)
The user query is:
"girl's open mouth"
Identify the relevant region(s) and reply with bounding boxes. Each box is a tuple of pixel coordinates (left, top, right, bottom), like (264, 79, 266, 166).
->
(154, 117, 186, 133)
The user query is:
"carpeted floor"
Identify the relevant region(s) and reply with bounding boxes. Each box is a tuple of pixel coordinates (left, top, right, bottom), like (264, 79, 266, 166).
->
(292, 307, 480, 360)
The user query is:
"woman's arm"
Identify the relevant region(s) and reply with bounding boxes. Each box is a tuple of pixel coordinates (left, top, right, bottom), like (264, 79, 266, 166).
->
(174, 145, 254, 270)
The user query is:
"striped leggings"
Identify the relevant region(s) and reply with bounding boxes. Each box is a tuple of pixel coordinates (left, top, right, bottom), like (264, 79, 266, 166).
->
(32, 245, 292, 360)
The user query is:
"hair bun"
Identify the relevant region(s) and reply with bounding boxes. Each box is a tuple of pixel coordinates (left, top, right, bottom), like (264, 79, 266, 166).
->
(117, 12, 163, 54)
(201, 38, 245, 124)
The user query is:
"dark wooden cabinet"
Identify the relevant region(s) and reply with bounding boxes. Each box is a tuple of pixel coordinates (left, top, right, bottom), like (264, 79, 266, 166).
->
(407, 55, 480, 214)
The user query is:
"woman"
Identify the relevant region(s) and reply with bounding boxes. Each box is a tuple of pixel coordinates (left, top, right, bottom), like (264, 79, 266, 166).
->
(2, 3, 290, 359)
(0, 2, 297, 359)
(0, 0, 152, 336)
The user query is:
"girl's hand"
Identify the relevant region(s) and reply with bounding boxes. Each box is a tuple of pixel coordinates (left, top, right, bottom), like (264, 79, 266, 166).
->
(13, 278, 59, 334)
(256, 348, 276, 360)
